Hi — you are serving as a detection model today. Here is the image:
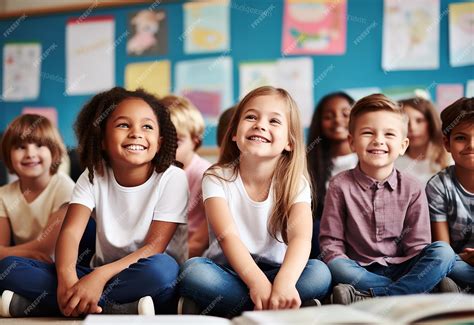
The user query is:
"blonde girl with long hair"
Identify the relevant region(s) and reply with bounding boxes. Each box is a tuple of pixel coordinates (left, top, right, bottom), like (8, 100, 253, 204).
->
(178, 86, 331, 317)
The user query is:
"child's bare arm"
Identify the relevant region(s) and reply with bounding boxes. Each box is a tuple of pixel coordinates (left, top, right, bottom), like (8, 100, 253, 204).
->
(271, 202, 312, 310)
(205, 197, 272, 310)
(0, 205, 69, 262)
(0, 218, 11, 247)
(431, 221, 450, 243)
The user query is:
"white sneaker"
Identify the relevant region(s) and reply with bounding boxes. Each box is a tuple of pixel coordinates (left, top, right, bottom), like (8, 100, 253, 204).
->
(137, 296, 154, 315)
(1, 290, 14, 317)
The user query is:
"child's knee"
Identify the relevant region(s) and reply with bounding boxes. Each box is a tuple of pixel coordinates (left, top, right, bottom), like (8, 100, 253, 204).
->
(427, 241, 456, 260)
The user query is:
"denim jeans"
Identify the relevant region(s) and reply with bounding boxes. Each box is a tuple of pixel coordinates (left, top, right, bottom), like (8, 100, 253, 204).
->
(179, 257, 332, 318)
(449, 254, 474, 292)
(0, 254, 179, 315)
(328, 241, 456, 296)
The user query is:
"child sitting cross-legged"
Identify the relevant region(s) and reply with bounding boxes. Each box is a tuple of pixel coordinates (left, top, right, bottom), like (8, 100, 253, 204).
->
(320, 94, 456, 304)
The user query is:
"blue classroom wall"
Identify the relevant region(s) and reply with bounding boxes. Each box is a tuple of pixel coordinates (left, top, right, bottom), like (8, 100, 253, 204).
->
(0, 0, 472, 148)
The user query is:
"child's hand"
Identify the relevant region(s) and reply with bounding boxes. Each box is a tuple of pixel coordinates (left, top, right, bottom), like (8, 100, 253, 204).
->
(269, 280, 301, 310)
(57, 275, 79, 317)
(460, 248, 474, 266)
(62, 270, 106, 316)
(249, 278, 272, 310)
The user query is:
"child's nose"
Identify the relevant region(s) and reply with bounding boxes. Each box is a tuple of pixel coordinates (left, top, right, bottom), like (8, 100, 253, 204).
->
(128, 127, 143, 138)
(25, 145, 37, 156)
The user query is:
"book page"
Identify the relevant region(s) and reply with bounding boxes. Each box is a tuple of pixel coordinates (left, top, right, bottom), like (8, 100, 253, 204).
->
(84, 314, 231, 324)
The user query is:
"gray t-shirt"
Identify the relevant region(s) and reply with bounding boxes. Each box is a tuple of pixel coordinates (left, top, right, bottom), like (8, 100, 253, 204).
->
(426, 165, 473, 253)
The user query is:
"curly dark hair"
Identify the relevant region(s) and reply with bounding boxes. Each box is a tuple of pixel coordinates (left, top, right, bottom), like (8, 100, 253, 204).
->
(74, 87, 179, 184)
(307, 92, 354, 220)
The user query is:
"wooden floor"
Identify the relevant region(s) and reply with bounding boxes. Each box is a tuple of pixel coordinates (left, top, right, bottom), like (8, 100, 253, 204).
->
(0, 318, 83, 324)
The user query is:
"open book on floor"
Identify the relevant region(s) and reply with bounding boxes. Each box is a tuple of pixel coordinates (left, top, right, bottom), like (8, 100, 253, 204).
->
(84, 293, 474, 325)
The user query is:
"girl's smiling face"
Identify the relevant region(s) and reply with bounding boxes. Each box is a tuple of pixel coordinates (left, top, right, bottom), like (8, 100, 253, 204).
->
(321, 97, 352, 142)
(102, 98, 161, 170)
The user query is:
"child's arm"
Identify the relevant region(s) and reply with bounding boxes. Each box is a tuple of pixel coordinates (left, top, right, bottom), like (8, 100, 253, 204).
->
(271, 202, 312, 310)
(0, 217, 11, 247)
(205, 197, 272, 310)
(0, 205, 68, 262)
(431, 221, 450, 243)
(188, 219, 209, 257)
(60, 218, 177, 317)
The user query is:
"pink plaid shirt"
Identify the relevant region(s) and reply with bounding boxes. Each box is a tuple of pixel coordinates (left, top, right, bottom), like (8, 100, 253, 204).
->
(319, 165, 431, 266)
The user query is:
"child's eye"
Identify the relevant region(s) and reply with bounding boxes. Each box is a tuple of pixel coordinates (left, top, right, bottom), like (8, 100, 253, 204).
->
(143, 124, 154, 130)
(270, 118, 281, 125)
(361, 131, 373, 135)
(454, 135, 466, 141)
(386, 133, 396, 137)
(117, 123, 129, 128)
(245, 114, 256, 120)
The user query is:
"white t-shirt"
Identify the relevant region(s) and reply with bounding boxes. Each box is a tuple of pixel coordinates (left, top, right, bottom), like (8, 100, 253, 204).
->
(0, 172, 74, 245)
(71, 165, 188, 267)
(326, 153, 358, 188)
(395, 155, 443, 185)
(202, 167, 311, 265)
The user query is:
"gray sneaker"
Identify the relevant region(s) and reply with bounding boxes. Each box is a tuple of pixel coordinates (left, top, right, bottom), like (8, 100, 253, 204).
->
(330, 284, 372, 305)
(301, 298, 322, 307)
(177, 296, 201, 315)
(1, 290, 54, 317)
(102, 296, 155, 315)
(437, 277, 462, 293)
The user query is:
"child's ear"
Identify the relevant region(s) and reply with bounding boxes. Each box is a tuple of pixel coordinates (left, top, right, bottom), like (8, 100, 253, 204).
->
(232, 135, 236, 142)
(348, 134, 355, 151)
(443, 135, 451, 153)
(192, 136, 201, 148)
(399, 137, 409, 156)
(284, 141, 292, 152)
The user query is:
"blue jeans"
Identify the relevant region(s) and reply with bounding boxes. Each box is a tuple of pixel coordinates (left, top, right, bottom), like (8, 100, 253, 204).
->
(0, 254, 179, 315)
(179, 257, 332, 318)
(328, 241, 456, 296)
(449, 254, 474, 292)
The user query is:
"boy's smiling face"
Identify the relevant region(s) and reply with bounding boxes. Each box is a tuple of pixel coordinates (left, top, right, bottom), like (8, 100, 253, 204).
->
(349, 111, 409, 178)
(444, 122, 474, 172)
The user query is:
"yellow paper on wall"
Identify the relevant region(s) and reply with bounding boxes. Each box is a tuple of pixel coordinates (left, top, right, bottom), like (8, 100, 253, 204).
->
(125, 60, 170, 97)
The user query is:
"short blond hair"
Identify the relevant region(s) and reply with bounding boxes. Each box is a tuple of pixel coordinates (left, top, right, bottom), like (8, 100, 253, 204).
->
(349, 93, 409, 137)
(160, 95, 205, 150)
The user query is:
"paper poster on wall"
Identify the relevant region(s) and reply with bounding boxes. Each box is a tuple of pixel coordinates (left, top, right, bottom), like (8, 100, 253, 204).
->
(125, 61, 170, 98)
(282, 0, 347, 55)
(343, 87, 382, 101)
(449, 2, 474, 67)
(239, 61, 278, 99)
(2, 42, 41, 101)
(436, 84, 464, 111)
(276, 57, 314, 127)
(175, 57, 233, 121)
(381, 86, 428, 101)
(183, 0, 230, 54)
(382, 0, 439, 71)
(466, 80, 474, 97)
(127, 10, 167, 56)
(22, 107, 57, 127)
(66, 16, 115, 95)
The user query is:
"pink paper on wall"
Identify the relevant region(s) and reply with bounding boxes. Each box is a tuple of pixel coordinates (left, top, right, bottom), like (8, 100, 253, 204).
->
(282, 0, 347, 55)
(436, 84, 464, 112)
(22, 107, 58, 127)
(182, 90, 221, 118)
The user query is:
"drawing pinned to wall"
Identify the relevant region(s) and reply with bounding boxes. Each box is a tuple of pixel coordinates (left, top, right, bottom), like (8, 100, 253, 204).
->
(381, 85, 428, 101)
(2, 42, 41, 101)
(175, 57, 233, 121)
(125, 60, 170, 98)
(22, 107, 57, 127)
(449, 2, 474, 67)
(436, 84, 464, 111)
(66, 16, 115, 95)
(127, 10, 167, 56)
(239, 61, 278, 99)
(466, 80, 474, 97)
(281, 0, 347, 55)
(183, 0, 230, 54)
(382, 0, 440, 71)
(343, 87, 383, 101)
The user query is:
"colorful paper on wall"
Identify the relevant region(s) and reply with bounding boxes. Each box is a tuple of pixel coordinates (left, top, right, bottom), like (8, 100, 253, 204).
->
(175, 57, 233, 121)
(66, 16, 115, 95)
(282, 0, 347, 55)
(466, 80, 474, 97)
(2, 42, 41, 101)
(183, 1, 230, 54)
(343, 87, 382, 101)
(382, 85, 428, 101)
(436, 84, 464, 111)
(22, 107, 57, 127)
(239, 61, 278, 99)
(449, 2, 474, 67)
(382, 0, 439, 71)
(127, 10, 168, 56)
(125, 61, 170, 98)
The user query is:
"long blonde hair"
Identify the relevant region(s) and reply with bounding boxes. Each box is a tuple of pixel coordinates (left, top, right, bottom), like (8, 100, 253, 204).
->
(206, 86, 310, 244)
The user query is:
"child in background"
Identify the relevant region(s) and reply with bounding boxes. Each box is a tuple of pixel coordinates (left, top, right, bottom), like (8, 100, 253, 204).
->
(0, 115, 74, 263)
(320, 94, 455, 304)
(395, 97, 450, 184)
(0, 88, 188, 317)
(161, 95, 211, 259)
(217, 106, 236, 148)
(307, 92, 357, 258)
(426, 97, 474, 292)
(179, 86, 331, 317)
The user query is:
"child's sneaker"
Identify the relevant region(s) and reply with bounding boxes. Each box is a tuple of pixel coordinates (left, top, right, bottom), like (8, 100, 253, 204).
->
(330, 284, 372, 305)
(437, 277, 462, 293)
(301, 298, 322, 307)
(102, 296, 154, 315)
(177, 296, 201, 315)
